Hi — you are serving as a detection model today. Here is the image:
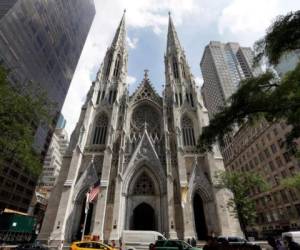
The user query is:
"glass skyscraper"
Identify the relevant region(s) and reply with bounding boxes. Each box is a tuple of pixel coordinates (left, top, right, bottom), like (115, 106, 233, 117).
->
(0, 0, 95, 212)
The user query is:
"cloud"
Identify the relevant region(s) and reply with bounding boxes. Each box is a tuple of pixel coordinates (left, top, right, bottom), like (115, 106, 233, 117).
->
(126, 75, 137, 85)
(62, 0, 300, 135)
(62, 0, 204, 135)
(194, 76, 204, 88)
(126, 36, 139, 49)
(218, 0, 300, 46)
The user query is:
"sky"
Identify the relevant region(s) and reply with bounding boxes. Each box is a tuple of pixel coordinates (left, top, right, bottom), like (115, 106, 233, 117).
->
(62, 0, 300, 135)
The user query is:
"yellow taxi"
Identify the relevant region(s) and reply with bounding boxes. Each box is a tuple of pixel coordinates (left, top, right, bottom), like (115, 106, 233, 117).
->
(70, 241, 116, 250)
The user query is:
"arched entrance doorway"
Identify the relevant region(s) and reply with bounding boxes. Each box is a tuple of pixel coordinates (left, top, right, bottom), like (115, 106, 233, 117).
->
(125, 168, 164, 232)
(193, 193, 207, 240)
(132, 202, 155, 230)
(75, 202, 94, 240)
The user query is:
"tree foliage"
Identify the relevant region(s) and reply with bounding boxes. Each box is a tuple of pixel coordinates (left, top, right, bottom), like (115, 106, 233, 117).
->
(281, 173, 300, 190)
(198, 10, 300, 152)
(0, 66, 53, 176)
(254, 10, 300, 65)
(215, 171, 268, 237)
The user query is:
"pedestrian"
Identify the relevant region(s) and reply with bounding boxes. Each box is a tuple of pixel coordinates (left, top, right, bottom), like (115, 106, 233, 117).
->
(149, 243, 155, 250)
(119, 237, 123, 250)
(283, 235, 300, 250)
(203, 236, 218, 250)
(191, 237, 197, 247)
(267, 237, 278, 250)
(276, 239, 286, 250)
(187, 238, 191, 245)
(111, 240, 116, 248)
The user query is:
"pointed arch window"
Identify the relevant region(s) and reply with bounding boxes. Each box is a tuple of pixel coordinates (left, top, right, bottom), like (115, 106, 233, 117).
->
(181, 57, 186, 78)
(92, 113, 108, 145)
(172, 57, 179, 79)
(133, 172, 155, 195)
(113, 54, 121, 77)
(181, 115, 196, 146)
(105, 53, 113, 77)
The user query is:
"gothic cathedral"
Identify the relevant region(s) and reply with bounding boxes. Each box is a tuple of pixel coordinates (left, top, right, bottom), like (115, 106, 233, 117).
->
(39, 12, 241, 245)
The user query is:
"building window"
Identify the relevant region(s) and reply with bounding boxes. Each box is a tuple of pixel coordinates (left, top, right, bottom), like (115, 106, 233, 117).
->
(259, 152, 265, 162)
(270, 144, 277, 153)
(269, 161, 275, 171)
(179, 93, 182, 106)
(96, 90, 101, 104)
(276, 156, 283, 167)
(173, 57, 179, 79)
(280, 190, 288, 202)
(133, 172, 155, 195)
(92, 114, 108, 145)
(278, 138, 285, 148)
(283, 152, 291, 163)
(101, 91, 106, 100)
(289, 190, 298, 201)
(113, 54, 121, 77)
(181, 58, 186, 78)
(106, 53, 113, 77)
(264, 148, 271, 158)
(181, 115, 196, 146)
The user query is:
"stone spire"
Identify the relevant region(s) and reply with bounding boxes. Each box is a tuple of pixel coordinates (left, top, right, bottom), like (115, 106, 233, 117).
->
(111, 9, 126, 49)
(166, 12, 182, 54)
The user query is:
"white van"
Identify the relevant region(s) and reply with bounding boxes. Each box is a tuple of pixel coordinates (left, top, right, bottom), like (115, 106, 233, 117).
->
(122, 230, 166, 250)
(282, 231, 300, 244)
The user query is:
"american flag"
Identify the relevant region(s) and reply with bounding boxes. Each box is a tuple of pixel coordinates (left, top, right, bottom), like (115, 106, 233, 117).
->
(88, 179, 101, 203)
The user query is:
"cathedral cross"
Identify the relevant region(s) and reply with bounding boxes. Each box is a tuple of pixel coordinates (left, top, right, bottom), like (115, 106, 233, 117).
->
(144, 69, 149, 79)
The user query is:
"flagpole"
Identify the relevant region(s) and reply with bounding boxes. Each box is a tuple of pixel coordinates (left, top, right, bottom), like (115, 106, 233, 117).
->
(81, 191, 90, 241)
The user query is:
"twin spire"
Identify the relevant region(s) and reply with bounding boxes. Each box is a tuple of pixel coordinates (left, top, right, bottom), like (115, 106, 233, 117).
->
(110, 10, 183, 53)
(167, 12, 183, 53)
(111, 10, 126, 49)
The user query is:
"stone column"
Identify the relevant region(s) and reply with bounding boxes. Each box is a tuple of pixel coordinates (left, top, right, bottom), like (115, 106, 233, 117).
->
(181, 189, 196, 239)
(109, 176, 123, 240)
(167, 175, 178, 239)
(91, 149, 113, 240)
(49, 147, 84, 246)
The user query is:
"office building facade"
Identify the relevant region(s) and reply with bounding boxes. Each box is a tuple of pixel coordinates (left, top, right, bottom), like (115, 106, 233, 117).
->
(200, 41, 260, 118)
(0, 0, 95, 213)
(201, 42, 300, 237)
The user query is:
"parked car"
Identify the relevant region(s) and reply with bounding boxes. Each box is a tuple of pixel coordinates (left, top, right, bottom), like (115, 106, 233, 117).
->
(217, 236, 261, 250)
(282, 231, 300, 244)
(154, 239, 202, 250)
(70, 241, 116, 250)
(217, 236, 248, 244)
(122, 230, 166, 250)
(16, 242, 48, 250)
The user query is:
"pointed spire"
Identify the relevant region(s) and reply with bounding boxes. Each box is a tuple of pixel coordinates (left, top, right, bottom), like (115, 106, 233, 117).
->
(111, 10, 126, 49)
(167, 12, 182, 53)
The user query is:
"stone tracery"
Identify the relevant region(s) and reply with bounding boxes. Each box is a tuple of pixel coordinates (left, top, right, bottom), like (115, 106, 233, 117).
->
(132, 172, 155, 195)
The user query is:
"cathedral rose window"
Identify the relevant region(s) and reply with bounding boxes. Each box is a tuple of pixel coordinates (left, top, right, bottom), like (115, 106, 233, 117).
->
(132, 104, 160, 131)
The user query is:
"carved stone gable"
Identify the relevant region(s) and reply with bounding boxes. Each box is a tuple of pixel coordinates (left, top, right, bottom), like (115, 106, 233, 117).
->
(130, 75, 162, 106)
(126, 129, 161, 172)
(189, 159, 213, 202)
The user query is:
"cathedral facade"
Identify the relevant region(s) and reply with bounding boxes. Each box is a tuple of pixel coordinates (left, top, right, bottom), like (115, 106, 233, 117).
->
(38, 12, 241, 246)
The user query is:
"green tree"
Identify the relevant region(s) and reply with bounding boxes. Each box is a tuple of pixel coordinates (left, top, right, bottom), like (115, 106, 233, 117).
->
(281, 173, 300, 190)
(215, 171, 268, 237)
(0, 65, 53, 176)
(198, 10, 300, 152)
